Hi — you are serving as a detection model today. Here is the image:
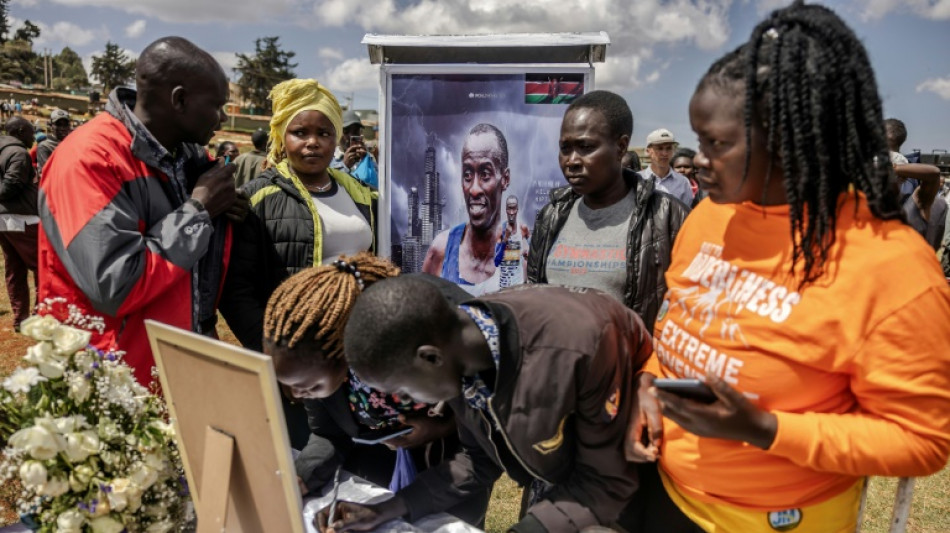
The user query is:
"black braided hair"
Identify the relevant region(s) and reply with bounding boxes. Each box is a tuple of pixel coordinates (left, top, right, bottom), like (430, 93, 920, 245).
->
(696, 1, 902, 287)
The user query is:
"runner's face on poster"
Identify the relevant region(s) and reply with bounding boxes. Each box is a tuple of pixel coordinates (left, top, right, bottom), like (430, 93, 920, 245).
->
(506, 197, 518, 226)
(559, 107, 627, 199)
(461, 132, 510, 231)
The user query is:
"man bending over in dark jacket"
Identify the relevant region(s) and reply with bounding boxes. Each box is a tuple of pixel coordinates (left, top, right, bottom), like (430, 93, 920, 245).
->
(318, 276, 652, 532)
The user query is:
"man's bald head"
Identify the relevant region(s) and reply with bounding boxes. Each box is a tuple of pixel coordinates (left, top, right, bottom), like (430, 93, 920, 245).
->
(133, 36, 229, 149)
(136, 37, 227, 103)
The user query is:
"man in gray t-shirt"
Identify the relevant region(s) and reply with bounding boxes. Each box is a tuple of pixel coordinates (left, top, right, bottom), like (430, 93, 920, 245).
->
(545, 189, 635, 302)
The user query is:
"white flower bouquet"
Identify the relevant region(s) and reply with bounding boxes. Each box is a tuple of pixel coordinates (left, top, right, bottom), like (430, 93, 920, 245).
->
(0, 307, 191, 532)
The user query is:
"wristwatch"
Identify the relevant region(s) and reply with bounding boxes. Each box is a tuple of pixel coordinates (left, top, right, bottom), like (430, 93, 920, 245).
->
(186, 198, 206, 212)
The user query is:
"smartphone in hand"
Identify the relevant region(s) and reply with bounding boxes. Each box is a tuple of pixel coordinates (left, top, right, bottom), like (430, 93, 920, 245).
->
(351, 426, 413, 445)
(653, 378, 716, 404)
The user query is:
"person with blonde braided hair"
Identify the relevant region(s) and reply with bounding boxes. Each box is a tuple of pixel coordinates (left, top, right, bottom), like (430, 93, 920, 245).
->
(260, 255, 490, 527)
(264, 252, 396, 371)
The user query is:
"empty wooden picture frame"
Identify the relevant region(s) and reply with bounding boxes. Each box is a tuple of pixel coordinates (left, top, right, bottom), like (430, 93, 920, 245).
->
(145, 320, 305, 533)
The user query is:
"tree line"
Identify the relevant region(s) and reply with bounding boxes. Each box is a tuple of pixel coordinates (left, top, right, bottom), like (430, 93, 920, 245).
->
(1, 0, 139, 93)
(2, 1, 298, 113)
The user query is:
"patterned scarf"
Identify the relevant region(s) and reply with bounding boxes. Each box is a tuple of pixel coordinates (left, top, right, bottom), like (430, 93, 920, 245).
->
(459, 303, 501, 411)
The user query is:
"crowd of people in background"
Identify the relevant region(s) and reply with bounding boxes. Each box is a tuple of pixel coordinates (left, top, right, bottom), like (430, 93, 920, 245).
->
(1, 1, 950, 532)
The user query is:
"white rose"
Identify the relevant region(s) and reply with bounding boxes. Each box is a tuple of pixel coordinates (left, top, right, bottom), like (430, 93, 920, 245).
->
(126, 490, 143, 512)
(51, 325, 92, 355)
(38, 475, 69, 497)
(56, 509, 85, 533)
(106, 478, 131, 512)
(8, 425, 63, 460)
(98, 419, 122, 441)
(129, 462, 159, 491)
(20, 315, 62, 341)
(53, 415, 88, 434)
(142, 452, 166, 471)
(67, 373, 92, 403)
(69, 464, 96, 492)
(24, 341, 53, 365)
(89, 515, 124, 533)
(145, 519, 174, 533)
(64, 430, 100, 462)
(37, 353, 68, 379)
(18, 460, 47, 488)
(32, 416, 57, 432)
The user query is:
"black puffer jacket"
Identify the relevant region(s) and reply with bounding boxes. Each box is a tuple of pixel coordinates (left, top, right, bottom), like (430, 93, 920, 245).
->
(526, 168, 688, 330)
(0, 135, 37, 216)
(219, 166, 376, 350)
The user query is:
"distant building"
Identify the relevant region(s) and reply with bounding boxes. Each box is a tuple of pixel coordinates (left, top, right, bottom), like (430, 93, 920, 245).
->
(419, 136, 443, 244)
(399, 135, 443, 272)
(400, 237, 423, 273)
(407, 186, 421, 239)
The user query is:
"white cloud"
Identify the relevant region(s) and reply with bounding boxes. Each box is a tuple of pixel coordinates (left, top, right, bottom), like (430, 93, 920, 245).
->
(10, 0, 39, 6)
(917, 76, 950, 100)
(320, 57, 379, 93)
(211, 51, 241, 75)
(305, 0, 734, 94)
(861, 0, 950, 20)
(12, 19, 108, 48)
(125, 19, 147, 39)
(318, 47, 346, 61)
(26, 0, 734, 93)
(48, 0, 296, 23)
(749, 0, 793, 16)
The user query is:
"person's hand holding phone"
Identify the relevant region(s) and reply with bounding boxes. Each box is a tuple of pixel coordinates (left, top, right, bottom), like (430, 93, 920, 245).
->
(654, 373, 778, 450)
(343, 136, 366, 169)
(625, 372, 663, 462)
(384, 411, 456, 450)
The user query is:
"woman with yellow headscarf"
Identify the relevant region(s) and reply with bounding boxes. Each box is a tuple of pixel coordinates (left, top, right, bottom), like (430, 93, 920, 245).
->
(218, 79, 377, 449)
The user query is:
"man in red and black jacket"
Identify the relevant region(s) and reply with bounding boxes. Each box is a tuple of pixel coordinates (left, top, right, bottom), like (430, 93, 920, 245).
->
(38, 36, 247, 386)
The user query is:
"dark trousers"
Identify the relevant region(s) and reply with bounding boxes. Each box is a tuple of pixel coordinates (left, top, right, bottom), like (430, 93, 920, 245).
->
(616, 462, 704, 533)
(0, 224, 38, 328)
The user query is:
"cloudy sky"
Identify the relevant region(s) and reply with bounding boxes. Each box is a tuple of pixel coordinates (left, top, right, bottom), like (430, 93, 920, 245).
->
(6, 0, 950, 151)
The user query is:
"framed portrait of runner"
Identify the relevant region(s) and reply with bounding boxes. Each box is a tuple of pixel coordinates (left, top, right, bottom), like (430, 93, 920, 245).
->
(364, 33, 607, 296)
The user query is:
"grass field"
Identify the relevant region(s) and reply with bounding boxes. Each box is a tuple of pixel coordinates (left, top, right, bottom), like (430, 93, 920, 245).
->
(0, 267, 947, 531)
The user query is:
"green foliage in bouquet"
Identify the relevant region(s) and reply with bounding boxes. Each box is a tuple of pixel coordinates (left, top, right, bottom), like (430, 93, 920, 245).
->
(0, 303, 192, 533)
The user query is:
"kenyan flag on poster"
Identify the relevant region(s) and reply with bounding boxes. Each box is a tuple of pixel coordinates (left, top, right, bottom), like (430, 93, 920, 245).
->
(525, 73, 585, 104)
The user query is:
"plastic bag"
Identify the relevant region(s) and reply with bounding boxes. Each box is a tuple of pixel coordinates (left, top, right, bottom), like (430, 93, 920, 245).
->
(353, 155, 378, 188)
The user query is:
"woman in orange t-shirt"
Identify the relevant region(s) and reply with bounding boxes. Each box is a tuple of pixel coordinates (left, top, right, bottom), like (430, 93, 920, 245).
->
(621, 3, 950, 533)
